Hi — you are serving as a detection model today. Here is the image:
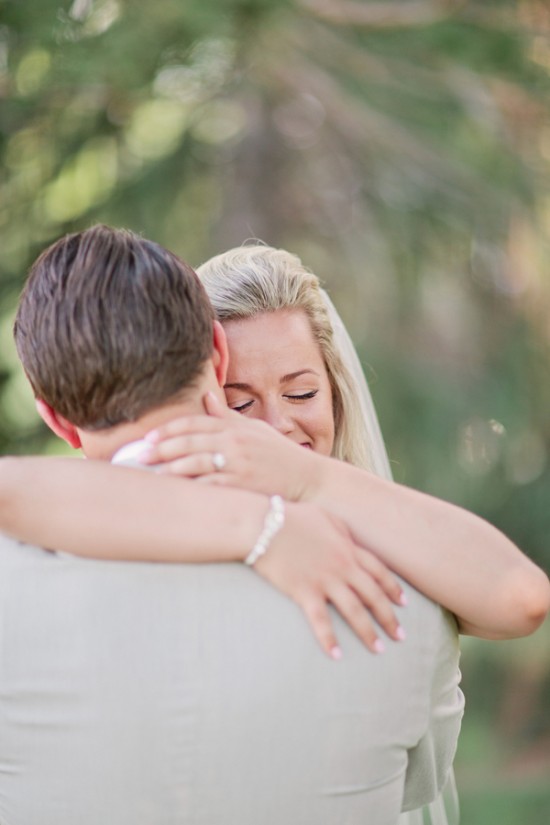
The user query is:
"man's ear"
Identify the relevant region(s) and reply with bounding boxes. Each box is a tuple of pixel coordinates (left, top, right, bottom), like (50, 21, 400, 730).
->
(211, 320, 229, 387)
(35, 400, 82, 449)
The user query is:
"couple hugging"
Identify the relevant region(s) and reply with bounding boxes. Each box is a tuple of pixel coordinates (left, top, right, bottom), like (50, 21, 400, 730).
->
(0, 225, 548, 825)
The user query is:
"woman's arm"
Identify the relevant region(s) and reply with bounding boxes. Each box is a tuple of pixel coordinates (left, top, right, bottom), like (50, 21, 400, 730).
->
(0, 455, 405, 657)
(0, 456, 262, 562)
(307, 456, 550, 639)
(143, 398, 550, 639)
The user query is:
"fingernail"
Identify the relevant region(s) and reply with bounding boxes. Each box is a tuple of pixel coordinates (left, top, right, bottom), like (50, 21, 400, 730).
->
(399, 591, 408, 606)
(395, 626, 406, 641)
(373, 639, 385, 654)
(144, 431, 160, 444)
(136, 449, 153, 464)
(330, 645, 343, 661)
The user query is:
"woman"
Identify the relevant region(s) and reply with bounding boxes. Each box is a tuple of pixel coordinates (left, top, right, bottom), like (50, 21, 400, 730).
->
(1, 241, 548, 823)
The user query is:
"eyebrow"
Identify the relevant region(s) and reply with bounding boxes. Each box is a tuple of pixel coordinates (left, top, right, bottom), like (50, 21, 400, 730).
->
(224, 369, 320, 391)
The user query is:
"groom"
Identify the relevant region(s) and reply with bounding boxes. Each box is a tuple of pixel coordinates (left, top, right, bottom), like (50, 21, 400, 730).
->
(1, 225, 463, 824)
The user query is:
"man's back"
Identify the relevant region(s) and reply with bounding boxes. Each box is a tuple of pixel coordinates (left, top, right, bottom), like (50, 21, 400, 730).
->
(0, 535, 462, 825)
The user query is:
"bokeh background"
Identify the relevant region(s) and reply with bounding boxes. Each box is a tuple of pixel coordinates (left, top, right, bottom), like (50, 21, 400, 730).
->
(1, 1, 549, 821)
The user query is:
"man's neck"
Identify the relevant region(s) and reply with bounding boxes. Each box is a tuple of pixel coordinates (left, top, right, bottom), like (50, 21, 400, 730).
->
(78, 368, 226, 461)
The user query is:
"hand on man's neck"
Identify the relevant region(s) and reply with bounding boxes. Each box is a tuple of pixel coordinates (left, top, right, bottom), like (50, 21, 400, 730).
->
(78, 364, 226, 462)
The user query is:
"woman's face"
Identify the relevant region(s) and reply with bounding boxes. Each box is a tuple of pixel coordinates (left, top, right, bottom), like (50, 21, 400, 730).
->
(223, 309, 335, 456)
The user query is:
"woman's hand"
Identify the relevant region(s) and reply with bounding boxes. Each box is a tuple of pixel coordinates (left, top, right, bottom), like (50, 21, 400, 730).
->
(141, 392, 318, 501)
(140, 397, 408, 656)
(261, 501, 407, 658)
(140, 410, 407, 656)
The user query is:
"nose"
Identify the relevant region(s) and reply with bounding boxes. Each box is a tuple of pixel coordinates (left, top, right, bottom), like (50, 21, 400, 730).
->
(260, 398, 295, 437)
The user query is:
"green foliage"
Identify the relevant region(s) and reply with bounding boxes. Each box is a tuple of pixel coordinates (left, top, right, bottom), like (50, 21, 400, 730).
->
(458, 785, 550, 825)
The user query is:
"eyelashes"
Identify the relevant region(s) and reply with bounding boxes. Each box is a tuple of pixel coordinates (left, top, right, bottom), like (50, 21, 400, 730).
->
(287, 390, 318, 401)
(231, 389, 319, 413)
(232, 400, 253, 413)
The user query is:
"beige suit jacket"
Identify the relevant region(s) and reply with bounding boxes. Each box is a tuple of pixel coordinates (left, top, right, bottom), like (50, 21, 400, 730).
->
(0, 533, 463, 824)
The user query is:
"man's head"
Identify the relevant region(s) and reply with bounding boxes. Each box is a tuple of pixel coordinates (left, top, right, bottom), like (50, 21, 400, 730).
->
(14, 225, 228, 458)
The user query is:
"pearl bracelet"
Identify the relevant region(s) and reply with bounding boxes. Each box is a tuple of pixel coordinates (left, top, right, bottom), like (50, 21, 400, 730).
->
(244, 495, 285, 566)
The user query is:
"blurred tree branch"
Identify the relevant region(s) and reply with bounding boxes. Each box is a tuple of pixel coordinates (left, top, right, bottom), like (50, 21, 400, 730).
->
(299, 0, 467, 28)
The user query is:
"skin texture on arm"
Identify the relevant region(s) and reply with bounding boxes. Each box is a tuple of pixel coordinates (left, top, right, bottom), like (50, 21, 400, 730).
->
(143, 398, 550, 640)
(307, 454, 550, 639)
(0, 457, 263, 563)
(0, 455, 406, 657)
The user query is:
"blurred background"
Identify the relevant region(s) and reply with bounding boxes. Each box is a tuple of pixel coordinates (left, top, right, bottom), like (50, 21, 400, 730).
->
(1, 1, 549, 821)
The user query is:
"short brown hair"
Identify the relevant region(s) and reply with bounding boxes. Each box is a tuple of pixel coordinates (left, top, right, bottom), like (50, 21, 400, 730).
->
(14, 225, 214, 429)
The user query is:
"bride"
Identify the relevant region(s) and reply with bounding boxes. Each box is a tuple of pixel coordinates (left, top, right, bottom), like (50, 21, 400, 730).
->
(2, 239, 549, 825)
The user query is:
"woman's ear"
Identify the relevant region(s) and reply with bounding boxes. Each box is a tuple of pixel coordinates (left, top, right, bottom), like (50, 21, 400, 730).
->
(211, 321, 229, 388)
(35, 400, 82, 449)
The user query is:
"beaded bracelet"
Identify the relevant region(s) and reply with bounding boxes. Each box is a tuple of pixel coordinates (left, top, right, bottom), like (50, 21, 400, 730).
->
(244, 495, 285, 566)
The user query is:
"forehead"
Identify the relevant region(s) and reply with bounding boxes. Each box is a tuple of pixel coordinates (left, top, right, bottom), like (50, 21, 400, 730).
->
(223, 309, 325, 380)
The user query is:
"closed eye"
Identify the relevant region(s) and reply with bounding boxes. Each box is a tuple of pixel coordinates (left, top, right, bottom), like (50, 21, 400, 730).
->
(284, 390, 318, 401)
(231, 400, 254, 413)
(231, 390, 318, 413)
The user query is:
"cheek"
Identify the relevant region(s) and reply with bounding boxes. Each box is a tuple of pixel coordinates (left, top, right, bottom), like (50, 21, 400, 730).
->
(307, 398, 335, 455)
(324, 409, 336, 454)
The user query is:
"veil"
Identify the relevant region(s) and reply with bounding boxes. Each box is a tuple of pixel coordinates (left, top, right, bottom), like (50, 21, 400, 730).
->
(322, 291, 392, 480)
(321, 289, 460, 825)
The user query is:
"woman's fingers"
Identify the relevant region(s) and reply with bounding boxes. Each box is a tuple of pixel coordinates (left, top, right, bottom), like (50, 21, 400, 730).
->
(289, 568, 405, 658)
(203, 390, 231, 418)
(253, 505, 408, 660)
(298, 594, 342, 660)
(325, 583, 384, 654)
(346, 570, 404, 642)
(141, 434, 224, 466)
(195, 474, 231, 486)
(153, 453, 228, 478)
(141, 404, 304, 498)
(145, 415, 225, 445)
(356, 549, 407, 607)
(145, 395, 242, 445)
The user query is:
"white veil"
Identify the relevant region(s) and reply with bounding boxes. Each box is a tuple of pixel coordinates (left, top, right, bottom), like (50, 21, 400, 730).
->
(322, 291, 392, 480)
(322, 289, 460, 825)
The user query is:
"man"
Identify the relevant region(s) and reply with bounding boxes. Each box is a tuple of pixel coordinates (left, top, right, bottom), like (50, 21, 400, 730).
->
(0, 225, 463, 824)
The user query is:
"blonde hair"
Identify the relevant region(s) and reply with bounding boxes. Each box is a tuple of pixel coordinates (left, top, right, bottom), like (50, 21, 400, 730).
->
(197, 244, 375, 470)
